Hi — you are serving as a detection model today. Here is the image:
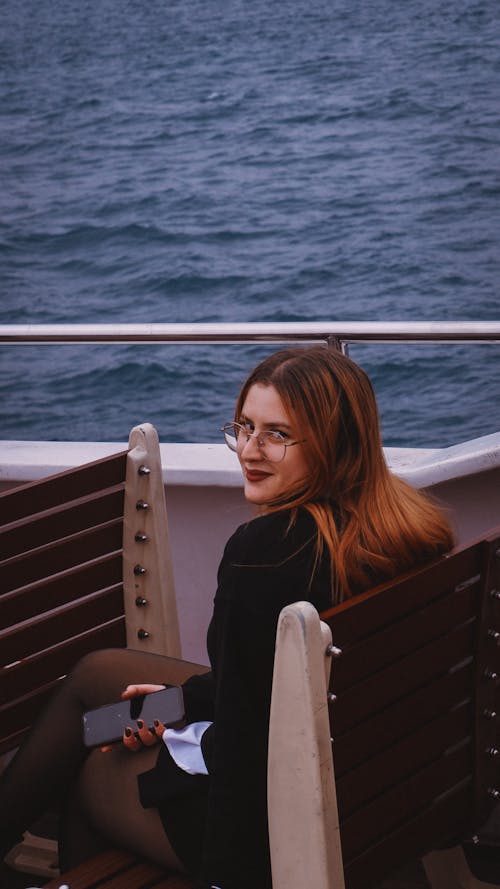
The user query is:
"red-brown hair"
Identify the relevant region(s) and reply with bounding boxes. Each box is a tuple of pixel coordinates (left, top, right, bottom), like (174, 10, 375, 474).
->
(235, 345, 454, 603)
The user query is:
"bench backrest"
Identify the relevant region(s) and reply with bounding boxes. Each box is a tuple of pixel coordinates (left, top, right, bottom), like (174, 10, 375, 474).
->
(269, 526, 500, 889)
(0, 423, 180, 756)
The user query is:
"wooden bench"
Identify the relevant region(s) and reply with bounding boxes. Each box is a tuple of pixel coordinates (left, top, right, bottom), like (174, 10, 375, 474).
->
(0, 423, 182, 881)
(269, 526, 500, 889)
(2, 436, 499, 888)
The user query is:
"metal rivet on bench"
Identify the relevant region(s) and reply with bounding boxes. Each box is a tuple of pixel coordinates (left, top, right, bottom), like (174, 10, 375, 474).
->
(134, 564, 146, 576)
(137, 628, 150, 639)
(138, 465, 151, 475)
(491, 589, 500, 600)
(487, 629, 500, 644)
(483, 709, 497, 720)
(136, 499, 149, 510)
(327, 692, 337, 703)
(484, 669, 498, 681)
(488, 787, 500, 800)
(326, 644, 343, 658)
(135, 531, 148, 542)
(135, 596, 148, 607)
(486, 747, 499, 758)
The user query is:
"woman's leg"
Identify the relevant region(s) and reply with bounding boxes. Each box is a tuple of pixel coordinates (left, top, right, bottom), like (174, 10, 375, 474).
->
(0, 647, 198, 858)
(60, 743, 185, 872)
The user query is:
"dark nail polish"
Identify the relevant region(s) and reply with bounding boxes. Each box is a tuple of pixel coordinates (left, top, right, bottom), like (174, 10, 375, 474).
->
(153, 719, 160, 728)
(136, 719, 144, 729)
(125, 727, 132, 737)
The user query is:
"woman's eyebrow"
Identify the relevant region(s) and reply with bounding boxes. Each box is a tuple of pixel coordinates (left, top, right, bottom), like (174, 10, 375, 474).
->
(239, 413, 293, 430)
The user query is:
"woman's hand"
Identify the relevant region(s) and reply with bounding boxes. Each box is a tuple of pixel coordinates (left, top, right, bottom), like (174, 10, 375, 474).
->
(100, 683, 167, 753)
(121, 683, 167, 751)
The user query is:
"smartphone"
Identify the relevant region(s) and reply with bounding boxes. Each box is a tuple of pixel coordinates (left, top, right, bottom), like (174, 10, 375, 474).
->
(82, 686, 185, 748)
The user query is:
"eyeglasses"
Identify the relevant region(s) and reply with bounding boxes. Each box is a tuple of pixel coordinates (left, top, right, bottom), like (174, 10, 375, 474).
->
(221, 422, 305, 463)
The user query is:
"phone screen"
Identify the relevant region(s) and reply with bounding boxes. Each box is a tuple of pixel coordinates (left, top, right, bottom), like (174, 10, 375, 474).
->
(82, 686, 185, 747)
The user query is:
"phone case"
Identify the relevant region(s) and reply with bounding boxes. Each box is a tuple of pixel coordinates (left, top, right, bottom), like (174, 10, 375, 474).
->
(82, 685, 185, 747)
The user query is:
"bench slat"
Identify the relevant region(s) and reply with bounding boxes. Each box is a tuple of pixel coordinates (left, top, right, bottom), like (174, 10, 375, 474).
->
(344, 782, 472, 889)
(322, 544, 482, 646)
(336, 702, 471, 817)
(331, 579, 478, 691)
(340, 743, 470, 859)
(1, 520, 123, 592)
(0, 451, 128, 521)
(0, 486, 125, 558)
(333, 663, 473, 775)
(0, 553, 123, 626)
(0, 618, 126, 754)
(0, 596, 124, 699)
(330, 620, 476, 734)
(0, 585, 125, 665)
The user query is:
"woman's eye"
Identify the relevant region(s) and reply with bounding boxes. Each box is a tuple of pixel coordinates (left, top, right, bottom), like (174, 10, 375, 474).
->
(270, 430, 287, 441)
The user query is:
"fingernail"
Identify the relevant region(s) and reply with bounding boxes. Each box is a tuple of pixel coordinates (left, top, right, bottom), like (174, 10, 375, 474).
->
(136, 719, 144, 729)
(125, 727, 132, 737)
(153, 719, 160, 728)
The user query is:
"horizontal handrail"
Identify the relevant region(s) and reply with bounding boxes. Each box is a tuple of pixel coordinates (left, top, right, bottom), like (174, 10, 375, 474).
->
(0, 321, 499, 345)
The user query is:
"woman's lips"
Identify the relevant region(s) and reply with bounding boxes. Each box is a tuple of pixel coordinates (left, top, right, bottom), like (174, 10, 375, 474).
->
(245, 469, 272, 482)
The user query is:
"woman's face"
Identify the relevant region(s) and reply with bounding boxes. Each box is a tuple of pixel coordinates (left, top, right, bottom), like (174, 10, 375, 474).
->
(236, 383, 310, 505)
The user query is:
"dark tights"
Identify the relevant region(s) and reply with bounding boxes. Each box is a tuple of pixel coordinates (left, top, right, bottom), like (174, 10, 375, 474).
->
(0, 648, 198, 871)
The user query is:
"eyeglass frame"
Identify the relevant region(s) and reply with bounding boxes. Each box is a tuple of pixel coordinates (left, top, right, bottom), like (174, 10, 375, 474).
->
(220, 422, 306, 463)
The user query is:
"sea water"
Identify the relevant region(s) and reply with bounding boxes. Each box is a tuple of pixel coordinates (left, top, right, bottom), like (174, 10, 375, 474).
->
(1, 0, 499, 447)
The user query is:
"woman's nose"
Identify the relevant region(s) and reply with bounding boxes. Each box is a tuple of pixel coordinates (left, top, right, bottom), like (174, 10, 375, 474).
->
(240, 433, 262, 458)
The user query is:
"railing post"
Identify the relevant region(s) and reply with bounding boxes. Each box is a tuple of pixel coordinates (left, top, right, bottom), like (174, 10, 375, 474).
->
(327, 335, 348, 355)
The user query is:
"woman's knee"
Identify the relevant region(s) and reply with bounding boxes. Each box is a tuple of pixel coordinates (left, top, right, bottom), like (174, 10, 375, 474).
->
(70, 648, 119, 683)
(66, 648, 134, 705)
(67, 647, 169, 702)
(67, 647, 186, 708)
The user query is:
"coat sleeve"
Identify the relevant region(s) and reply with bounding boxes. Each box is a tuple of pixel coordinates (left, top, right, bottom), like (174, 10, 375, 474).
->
(182, 670, 215, 723)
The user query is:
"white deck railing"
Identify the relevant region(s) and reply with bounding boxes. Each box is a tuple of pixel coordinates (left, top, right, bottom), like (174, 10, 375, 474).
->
(0, 320, 499, 349)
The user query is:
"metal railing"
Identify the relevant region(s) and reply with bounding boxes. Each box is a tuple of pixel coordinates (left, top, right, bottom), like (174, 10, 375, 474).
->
(0, 321, 499, 350)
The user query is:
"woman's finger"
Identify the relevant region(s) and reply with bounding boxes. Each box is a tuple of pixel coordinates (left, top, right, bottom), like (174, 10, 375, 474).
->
(123, 727, 141, 752)
(153, 719, 166, 738)
(121, 683, 166, 700)
(136, 719, 159, 747)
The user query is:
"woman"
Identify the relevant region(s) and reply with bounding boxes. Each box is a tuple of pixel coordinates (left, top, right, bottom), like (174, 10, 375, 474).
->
(0, 346, 454, 889)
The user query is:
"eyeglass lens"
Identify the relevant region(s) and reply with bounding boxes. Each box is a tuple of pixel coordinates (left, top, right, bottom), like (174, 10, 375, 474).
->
(223, 424, 286, 462)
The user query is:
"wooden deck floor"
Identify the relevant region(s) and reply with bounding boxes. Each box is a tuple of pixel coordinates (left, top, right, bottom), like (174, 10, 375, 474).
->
(2, 831, 499, 888)
(0, 856, 431, 889)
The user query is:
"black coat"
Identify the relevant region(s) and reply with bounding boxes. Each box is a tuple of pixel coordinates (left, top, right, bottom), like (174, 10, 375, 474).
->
(139, 507, 332, 889)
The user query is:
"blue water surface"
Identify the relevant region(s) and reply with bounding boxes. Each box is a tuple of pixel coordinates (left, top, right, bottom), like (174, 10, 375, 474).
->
(1, 0, 499, 446)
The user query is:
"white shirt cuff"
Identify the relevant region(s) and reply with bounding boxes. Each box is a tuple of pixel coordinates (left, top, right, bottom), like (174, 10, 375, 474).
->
(163, 720, 212, 775)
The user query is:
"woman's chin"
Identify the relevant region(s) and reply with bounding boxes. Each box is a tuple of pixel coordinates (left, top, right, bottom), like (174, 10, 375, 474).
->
(243, 479, 274, 505)
(244, 490, 268, 506)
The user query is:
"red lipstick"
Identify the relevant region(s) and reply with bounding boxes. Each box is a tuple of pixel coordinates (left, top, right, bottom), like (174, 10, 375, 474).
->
(245, 469, 271, 482)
